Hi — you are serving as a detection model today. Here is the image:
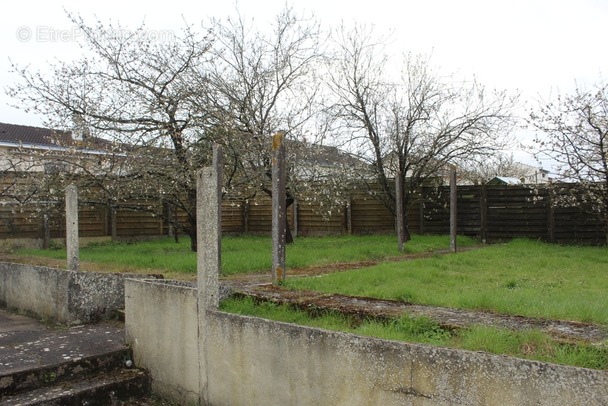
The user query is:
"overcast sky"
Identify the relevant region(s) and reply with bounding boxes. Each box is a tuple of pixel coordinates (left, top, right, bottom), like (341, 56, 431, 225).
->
(1, 0, 607, 166)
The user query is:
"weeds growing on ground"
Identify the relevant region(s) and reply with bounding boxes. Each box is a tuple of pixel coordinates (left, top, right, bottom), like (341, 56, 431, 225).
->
(284, 239, 608, 325)
(14, 234, 608, 369)
(220, 297, 608, 370)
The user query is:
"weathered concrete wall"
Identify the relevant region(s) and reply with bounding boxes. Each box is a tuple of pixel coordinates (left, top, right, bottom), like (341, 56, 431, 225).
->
(205, 311, 608, 406)
(0, 262, 69, 322)
(0, 261, 150, 324)
(125, 151, 608, 405)
(125, 279, 199, 405)
(67, 269, 128, 323)
(124, 279, 608, 406)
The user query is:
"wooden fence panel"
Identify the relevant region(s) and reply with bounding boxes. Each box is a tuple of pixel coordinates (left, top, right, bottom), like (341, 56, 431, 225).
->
(222, 201, 245, 233)
(78, 205, 106, 237)
(485, 186, 548, 240)
(406, 198, 422, 235)
(456, 186, 482, 236)
(115, 203, 164, 237)
(0, 204, 41, 238)
(297, 201, 345, 235)
(553, 205, 605, 244)
(246, 197, 272, 233)
(420, 187, 450, 235)
(0, 181, 606, 244)
(350, 192, 394, 234)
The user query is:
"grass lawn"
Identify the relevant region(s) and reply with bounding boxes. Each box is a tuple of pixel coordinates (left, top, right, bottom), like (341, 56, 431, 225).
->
(219, 237, 608, 370)
(284, 239, 608, 325)
(14, 236, 607, 324)
(15, 234, 477, 276)
(12, 234, 608, 369)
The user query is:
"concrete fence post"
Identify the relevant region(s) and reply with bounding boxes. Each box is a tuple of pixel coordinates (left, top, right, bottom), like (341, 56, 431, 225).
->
(65, 184, 79, 271)
(197, 145, 222, 309)
(271, 131, 286, 284)
(450, 165, 457, 253)
(197, 145, 222, 406)
(395, 170, 405, 252)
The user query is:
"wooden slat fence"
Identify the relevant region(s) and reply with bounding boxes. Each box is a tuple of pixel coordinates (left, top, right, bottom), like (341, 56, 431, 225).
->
(0, 183, 605, 244)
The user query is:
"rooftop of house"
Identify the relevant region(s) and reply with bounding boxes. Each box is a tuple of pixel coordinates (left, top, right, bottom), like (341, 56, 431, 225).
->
(0, 122, 115, 154)
(287, 140, 365, 169)
(488, 176, 523, 185)
(0, 122, 72, 147)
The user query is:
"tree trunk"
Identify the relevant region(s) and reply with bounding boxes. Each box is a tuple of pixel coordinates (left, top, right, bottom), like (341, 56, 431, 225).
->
(285, 193, 295, 244)
(188, 188, 198, 251)
(264, 188, 295, 244)
(189, 227, 197, 252)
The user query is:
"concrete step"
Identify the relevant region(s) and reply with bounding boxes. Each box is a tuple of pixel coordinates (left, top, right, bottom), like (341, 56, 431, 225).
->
(0, 367, 150, 405)
(0, 312, 151, 405)
(0, 348, 130, 396)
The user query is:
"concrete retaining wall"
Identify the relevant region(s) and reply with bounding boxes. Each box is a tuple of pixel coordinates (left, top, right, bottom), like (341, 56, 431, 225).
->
(125, 279, 608, 406)
(0, 261, 150, 325)
(125, 279, 199, 405)
(205, 312, 608, 405)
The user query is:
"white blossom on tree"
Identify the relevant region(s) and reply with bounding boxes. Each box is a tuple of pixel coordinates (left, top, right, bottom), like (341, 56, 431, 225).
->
(530, 79, 608, 242)
(7, 13, 215, 250)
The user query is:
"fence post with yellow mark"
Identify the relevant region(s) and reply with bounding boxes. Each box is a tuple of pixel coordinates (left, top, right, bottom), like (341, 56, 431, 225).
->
(272, 131, 286, 284)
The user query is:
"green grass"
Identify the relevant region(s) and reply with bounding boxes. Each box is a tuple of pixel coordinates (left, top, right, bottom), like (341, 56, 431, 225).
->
(15, 236, 608, 325)
(15, 234, 608, 369)
(284, 239, 608, 325)
(16, 234, 476, 276)
(220, 297, 608, 370)
(223, 234, 422, 275)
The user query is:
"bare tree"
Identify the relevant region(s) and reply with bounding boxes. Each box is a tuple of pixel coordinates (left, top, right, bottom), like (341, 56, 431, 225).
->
(207, 6, 325, 242)
(326, 25, 518, 241)
(530, 79, 608, 243)
(7, 14, 215, 250)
